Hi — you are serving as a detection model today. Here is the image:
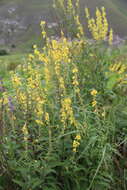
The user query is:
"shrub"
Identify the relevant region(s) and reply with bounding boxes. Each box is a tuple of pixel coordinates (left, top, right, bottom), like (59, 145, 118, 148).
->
(0, 49, 8, 56)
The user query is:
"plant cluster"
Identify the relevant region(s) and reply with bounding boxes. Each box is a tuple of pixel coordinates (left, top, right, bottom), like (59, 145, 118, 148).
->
(53, 0, 113, 44)
(0, 1, 127, 190)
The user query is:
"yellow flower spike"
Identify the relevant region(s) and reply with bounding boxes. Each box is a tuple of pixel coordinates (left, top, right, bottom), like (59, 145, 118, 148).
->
(75, 0, 79, 8)
(61, 97, 76, 126)
(96, 8, 102, 28)
(35, 120, 43, 125)
(85, 7, 90, 19)
(72, 140, 80, 152)
(17, 91, 27, 106)
(72, 65, 80, 95)
(50, 37, 70, 63)
(67, 0, 73, 14)
(11, 74, 22, 87)
(109, 63, 117, 72)
(74, 15, 84, 37)
(115, 62, 122, 71)
(118, 65, 126, 74)
(0, 98, 2, 104)
(59, 77, 65, 91)
(86, 7, 109, 41)
(101, 7, 105, 13)
(45, 112, 49, 122)
(2, 93, 8, 105)
(109, 28, 113, 45)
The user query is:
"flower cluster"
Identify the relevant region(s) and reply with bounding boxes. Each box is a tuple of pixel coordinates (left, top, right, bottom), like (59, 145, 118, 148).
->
(1, 7, 122, 158)
(73, 134, 81, 152)
(91, 89, 98, 108)
(108, 61, 127, 86)
(85, 7, 113, 43)
(61, 97, 76, 126)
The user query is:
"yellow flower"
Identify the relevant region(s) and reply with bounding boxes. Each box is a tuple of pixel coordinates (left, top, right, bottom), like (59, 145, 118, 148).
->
(72, 80, 79, 86)
(2, 92, 9, 105)
(90, 89, 98, 96)
(72, 140, 80, 152)
(40, 20, 46, 26)
(92, 100, 97, 107)
(118, 64, 126, 74)
(35, 120, 43, 125)
(72, 67, 78, 73)
(12, 75, 21, 86)
(17, 91, 27, 105)
(28, 54, 34, 61)
(12, 115, 16, 120)
(75, 134, 81, 141)
(41, 31, 46, 38)
(102, 112, 105, 117)
(33, 44, 37, 49)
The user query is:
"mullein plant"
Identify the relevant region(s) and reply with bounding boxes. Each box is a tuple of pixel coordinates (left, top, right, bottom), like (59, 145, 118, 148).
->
(1, 3, 127, 190)
(54, 0, 113, 44)
(85, 7, 113, 43)
(53, 0, 84, 38)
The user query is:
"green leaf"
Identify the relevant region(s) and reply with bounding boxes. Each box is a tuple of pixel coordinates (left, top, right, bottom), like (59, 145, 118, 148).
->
(12, 179, 24, 187)
(31, 178, 42, 189)
(106, 73, 118, 90)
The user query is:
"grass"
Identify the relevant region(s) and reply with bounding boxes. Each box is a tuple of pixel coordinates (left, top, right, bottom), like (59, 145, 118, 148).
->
(0, 53, 27, 78)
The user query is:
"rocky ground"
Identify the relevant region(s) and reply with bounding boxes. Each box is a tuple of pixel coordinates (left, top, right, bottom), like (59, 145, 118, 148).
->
(0, 0, 53, 50)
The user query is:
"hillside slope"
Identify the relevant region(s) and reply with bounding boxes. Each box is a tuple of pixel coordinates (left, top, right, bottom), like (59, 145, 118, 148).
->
(0, 0, 52, 52)
(0, 0, 127, 52)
